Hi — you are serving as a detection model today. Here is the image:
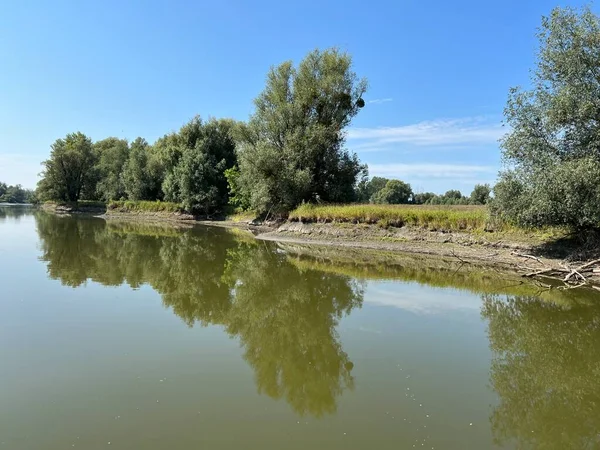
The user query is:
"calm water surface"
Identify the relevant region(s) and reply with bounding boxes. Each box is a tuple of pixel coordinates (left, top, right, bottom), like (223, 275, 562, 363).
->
(1, 206, 599, 449)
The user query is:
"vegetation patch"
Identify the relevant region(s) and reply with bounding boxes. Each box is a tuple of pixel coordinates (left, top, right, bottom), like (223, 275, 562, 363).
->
(289, 203, 489, 232)
(107, 200, 182, 213)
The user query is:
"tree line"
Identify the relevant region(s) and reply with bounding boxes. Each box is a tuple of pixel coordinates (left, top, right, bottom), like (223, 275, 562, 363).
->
(36, 6, 600, 231)
(356, 176, 491, 205)
(0, 182, 34, 203)
(36, 48, 368, 217)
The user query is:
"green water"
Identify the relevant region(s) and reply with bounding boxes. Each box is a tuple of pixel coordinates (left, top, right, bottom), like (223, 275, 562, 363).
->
(1, 206, 599, 449)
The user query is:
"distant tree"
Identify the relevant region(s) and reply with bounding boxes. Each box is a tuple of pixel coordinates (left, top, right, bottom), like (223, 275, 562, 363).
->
(413, 192, 436, 205)
(94, 137, 129, 201)
(122, 138, 159, 201)
(37, 132, 97, 202)
(356, 176, 388, 203)
(494, 6, 600, 229)
(235, 48, 368, 215)
(371, 180, 413, 204)
(0, 183, 28, 203)
(443, 189, 463, 200)
(470, 184, 491, 205)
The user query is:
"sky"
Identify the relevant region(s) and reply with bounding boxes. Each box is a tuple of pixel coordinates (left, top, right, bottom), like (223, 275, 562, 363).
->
(0, 0, 591, 192)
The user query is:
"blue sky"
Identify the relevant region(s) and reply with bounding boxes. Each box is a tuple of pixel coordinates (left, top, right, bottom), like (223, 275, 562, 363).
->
(0, 0, 589, 192)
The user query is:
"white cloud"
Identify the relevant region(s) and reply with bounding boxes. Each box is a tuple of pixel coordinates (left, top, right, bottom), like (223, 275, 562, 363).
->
(367, 163, 496, 181)
(367, 98, 393, 105)
(347, 116, 505, 149)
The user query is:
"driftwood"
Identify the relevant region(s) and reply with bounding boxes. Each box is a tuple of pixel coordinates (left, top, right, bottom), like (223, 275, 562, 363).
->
(511, 253, 600, 291)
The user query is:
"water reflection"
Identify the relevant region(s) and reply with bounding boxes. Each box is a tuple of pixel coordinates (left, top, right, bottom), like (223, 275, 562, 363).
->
(0, 204, 33, 221)
(35, 213, 363, 416)
(482, 294, 600, 450)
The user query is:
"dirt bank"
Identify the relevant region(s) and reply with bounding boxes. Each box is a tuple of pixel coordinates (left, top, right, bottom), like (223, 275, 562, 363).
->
(39, 206, 600, 289)
(257, 222, 600, 288)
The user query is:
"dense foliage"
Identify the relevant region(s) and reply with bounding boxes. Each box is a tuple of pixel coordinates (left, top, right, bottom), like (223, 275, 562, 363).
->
(35, 48, 369, 217)
(234, 48, 368, 215)
(0, 182, 34, 203)
(494, 6, 600, 230)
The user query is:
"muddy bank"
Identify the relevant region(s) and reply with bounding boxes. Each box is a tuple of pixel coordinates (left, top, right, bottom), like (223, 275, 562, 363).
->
(258, 222, 600, 288)
(39, 206, 600, 289)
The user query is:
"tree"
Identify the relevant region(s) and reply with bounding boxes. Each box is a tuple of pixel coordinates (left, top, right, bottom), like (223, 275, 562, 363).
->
(235, 48, 368, 215)
(161, 117, 237, 214)
(495, 6, 600, 229)
(356, 176, 388, 203)
(443, 189, 462, 200)
(371, 179, 413, 204)
(93, 137, 129, 201)
(0, 183, 29, 203)
(224, 166, 251, 211)
(412, 192, 436, 205)
(37, 132, 97, 202)
(470, 184, 491, 205)
(122, 138, 160, 201)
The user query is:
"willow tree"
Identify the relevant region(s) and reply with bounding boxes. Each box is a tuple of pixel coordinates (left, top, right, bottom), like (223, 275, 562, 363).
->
(495, 6, 600, 230)
(235, 48, 368, 215)
(37, 132, 97, 202)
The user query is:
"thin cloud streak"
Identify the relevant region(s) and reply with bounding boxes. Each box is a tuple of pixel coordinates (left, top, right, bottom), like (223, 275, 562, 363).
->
(367, 98, 393, 104)
(347, 117, 505, 148)
(367, 163, 496, 180)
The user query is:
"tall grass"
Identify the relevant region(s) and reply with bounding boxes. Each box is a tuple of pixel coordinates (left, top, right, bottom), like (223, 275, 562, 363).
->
(289, 203, 489, 231)
(107, 200, 182, 213)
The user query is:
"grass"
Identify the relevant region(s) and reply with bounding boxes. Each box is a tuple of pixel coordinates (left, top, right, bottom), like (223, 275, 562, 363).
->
(289, 203, 489, 232)
(45, 200, 107, 208)
(107, 200, 182, 213)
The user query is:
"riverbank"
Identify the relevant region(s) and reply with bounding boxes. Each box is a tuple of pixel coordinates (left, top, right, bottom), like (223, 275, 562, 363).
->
(40, 201, 600, 289)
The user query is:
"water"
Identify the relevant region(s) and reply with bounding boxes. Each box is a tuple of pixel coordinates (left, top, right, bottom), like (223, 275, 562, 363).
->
(1, 206, 599, 449)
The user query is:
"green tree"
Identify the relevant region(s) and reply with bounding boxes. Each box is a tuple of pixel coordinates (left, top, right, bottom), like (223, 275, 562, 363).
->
(37, 132, 97, 202)
(93, 137, 130, 201)
(122, 138, 161, 200)
(235, 48, 368, 215)
(371, 179, 413, 204)
(224, 166, 251, 211)
(413, 192, 436, 205)
(495, 6, 600, 229)
(161, 117, 237, 214)
(0, 183, 29, 203)
(356, 176, 388, 203)
(470, 183, 491, 205)
(443, 189, 462, 200)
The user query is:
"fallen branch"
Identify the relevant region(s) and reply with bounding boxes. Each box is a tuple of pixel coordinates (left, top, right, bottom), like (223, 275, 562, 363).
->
(576, 258, 600, 272)
(511, 251, 544, 264)
(523, 268, 555, 278)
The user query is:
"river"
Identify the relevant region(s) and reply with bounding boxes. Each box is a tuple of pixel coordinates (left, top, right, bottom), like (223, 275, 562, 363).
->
(1, 205, 599, 449)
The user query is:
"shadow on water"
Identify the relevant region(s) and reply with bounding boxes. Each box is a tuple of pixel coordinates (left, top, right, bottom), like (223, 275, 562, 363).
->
(33, 212, 600, 444)
(34, 213, 362, 417)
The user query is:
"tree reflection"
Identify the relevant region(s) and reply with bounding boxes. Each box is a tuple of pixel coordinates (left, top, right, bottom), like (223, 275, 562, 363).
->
(482, 294, 600, 450)
(0, 205, 33, 221)
(224, 244, 362, 416)
(35, 213, 363, 416)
